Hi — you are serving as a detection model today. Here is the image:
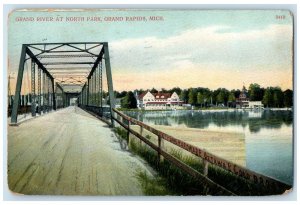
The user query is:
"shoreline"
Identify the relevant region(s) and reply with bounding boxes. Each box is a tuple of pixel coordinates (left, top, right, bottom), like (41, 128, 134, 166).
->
(129, 125, 246, 166)
(118, 107, 292, 112)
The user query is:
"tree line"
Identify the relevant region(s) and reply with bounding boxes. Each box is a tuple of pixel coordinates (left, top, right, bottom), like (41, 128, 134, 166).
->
(114, 83, 293, 108)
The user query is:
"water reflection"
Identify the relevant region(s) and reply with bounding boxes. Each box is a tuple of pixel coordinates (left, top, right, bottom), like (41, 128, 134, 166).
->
(125, 110, 293, 133)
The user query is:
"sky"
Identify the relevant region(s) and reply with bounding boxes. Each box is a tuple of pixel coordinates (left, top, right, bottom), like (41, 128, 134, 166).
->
(8, 9, 293, 92)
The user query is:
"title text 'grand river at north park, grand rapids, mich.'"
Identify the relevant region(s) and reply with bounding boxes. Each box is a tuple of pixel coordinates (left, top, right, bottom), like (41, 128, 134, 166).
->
(15, 16, 164, 22)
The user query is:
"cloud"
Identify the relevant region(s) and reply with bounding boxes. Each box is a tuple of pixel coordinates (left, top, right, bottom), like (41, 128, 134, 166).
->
(110, 24, 292, 70)
(109, 24, 293, 91)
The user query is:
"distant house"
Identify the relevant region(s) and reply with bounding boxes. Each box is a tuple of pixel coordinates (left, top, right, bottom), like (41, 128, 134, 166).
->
(248, 101, 263, 109)
(135, 91, 184, 110)
(236, 86, 249, 108)
(236, 86, 263, 109)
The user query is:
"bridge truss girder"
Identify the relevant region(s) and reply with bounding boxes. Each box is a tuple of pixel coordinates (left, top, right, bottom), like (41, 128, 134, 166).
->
(11, 42, 115, 126)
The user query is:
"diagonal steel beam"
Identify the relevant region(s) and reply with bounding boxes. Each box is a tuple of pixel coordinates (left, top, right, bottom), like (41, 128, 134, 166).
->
(26, 47, 54, 79)
(87, 44, 101, 51)
(30, 43, 66, 58)
(66, 44, 98, 56)
(87, 46, 105, 79)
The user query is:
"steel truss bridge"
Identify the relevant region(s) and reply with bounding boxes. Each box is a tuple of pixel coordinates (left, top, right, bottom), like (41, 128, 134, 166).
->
(10, 42, 115, 125)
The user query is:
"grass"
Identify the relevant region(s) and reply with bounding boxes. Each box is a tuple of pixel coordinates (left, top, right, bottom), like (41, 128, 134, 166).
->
(168, 149, 281, 196)
(114, 127, 129, 141)
(128, 137, 213, 195)
(135, 170, 172, 196)
(114, 127, 288, 196)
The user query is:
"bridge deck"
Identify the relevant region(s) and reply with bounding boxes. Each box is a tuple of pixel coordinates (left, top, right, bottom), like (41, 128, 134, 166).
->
(8, 107, 149, 195)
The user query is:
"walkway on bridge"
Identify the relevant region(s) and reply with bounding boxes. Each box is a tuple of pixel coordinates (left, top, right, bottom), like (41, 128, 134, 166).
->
(8, 107, 151, 195)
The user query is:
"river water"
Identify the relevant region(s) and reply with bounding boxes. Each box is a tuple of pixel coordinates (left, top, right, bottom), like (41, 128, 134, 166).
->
(125, 109, 293, 185)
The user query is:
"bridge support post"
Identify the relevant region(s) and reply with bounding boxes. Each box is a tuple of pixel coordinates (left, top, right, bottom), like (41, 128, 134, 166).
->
(51, 78, 56, 110)
(158, 136, 163, 164)
(87, 78, 90, 106)
(11, 45, 27, 124)
(203, 160, 209, 176)
(42, 74, 45, 113)
(37, 67, 41, 114)
(31, 60, 36, 117)
(103, 42, 115, 127)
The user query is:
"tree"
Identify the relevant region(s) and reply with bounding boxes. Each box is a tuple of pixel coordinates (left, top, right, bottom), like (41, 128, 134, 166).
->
(121, 91, 137, 109)
(213, 88, 229, 106)
(273, 87, 284, 108)
(283, 89, 293, 107)
(197, 92, 205, 106)
(188, 88, 197, 105)
(233, 89, 241, 99)
(262, 87, 273, 107)
(115, 90, 127, 98)
(169, 87, 182, 95)
(150, 88, 158, 93)
(216, 92, 225, 105)
(228, 92, 236, 102)
(227, 92, 236, 107)
(248, 83, 263, 101)
(180, 89, 189, 103)
(161, 88, 167, 93)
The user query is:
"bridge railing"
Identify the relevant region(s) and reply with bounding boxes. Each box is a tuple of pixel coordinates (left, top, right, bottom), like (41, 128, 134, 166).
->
(111, 108, 291, 195)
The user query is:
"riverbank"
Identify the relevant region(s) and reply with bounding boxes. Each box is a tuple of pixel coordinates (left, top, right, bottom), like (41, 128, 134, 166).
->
(130, 125, 245, 166)
(114, 126, 287, 195)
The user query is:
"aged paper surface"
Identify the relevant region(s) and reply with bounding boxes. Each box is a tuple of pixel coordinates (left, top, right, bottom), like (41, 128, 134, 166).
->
(7, 9, 293, 196)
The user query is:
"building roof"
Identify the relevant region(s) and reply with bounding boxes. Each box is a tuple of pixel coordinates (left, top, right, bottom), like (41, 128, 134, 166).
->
(153, 92, 171, 99)
(138, 92, 148, 100)
(138, 91, 172, 100)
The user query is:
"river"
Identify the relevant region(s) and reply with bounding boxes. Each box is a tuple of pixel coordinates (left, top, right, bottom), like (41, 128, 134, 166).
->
(125, 109, 293, 185)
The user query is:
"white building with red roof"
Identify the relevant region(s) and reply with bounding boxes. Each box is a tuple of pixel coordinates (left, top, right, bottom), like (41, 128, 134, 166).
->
(136, 91, 183, 110)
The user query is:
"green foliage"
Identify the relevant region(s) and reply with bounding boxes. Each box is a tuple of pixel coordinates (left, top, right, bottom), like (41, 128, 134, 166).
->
(121, 91, 137, 109)
(232, 89, 241, 99)
(283, 89, 293, 107)
(114, 127, 129, 141)
(188, 88, 197, 105)
(248, 83, 264, 101)
(262, 87, 287, 108)
(180, 89, 189, 103)
(169, 87, 182, 96)
(273, 87, 284, 108)
(150, 88, 158, 93)
(216, 92, 225, 104)
(262, 87, 273, 107)
(228, 92, 236, 102)
(197, 92, 205, 105)
(115, 90, 127, 98)
(135, 170, 172, 195)
(213, 88, 229, 105)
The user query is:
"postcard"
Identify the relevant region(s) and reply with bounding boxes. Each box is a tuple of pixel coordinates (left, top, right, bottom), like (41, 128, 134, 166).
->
(7, 9, 294, 196)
